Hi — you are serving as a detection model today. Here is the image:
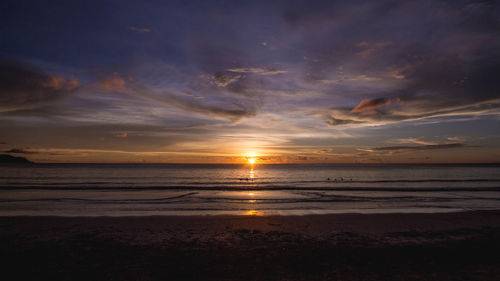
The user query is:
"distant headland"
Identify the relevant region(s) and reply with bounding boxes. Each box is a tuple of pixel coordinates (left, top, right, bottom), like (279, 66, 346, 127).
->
(0, 154, 33, 164)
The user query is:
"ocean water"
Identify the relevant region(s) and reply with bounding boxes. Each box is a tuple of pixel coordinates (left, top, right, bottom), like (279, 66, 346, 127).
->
(1, 163, 500, 216)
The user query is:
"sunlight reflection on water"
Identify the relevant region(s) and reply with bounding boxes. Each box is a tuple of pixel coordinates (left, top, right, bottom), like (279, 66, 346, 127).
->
(241, 210, 264, 216)
(1, 164, 500, 216)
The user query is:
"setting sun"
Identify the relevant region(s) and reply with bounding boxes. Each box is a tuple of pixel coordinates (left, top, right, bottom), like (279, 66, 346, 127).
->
(245, 152, 258, 165)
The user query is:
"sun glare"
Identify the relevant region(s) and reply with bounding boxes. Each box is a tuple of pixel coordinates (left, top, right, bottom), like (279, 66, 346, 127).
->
(246, 152, 258, 165)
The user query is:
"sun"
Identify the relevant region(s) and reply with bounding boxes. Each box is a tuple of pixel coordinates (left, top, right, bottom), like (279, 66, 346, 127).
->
(245, 152, 258, 165)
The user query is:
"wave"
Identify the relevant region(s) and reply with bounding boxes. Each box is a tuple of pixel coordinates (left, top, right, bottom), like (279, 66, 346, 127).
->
(1, 185, 500, 192)
(2, 178, 500, 186)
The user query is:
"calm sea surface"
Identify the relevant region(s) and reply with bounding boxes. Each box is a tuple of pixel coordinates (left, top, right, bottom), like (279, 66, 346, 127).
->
(1, 163, 500, 216)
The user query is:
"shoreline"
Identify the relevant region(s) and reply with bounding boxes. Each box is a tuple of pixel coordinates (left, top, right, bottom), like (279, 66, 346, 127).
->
(0, 206, 495, 216)
(0, 207, 472, 217)
(0, 207, 494, 217)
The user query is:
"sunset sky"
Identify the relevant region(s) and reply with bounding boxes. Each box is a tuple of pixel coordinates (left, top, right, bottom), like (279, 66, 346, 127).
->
(1, 0, 500, 163)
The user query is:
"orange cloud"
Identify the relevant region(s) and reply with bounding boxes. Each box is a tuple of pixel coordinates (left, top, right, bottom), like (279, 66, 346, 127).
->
(96, 75, 132, 93)
(42, 76, 80, 91)
(387, 64, 414, 80)
(351, 98, 391, 115)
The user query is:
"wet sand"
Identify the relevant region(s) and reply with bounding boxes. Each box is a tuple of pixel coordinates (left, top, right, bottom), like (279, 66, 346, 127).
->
(1, 211, 500, 280)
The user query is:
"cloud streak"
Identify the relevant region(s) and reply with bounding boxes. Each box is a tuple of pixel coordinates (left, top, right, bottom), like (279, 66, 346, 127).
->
(227, 68, 287, 75)
(371, 143, 464, 152)
(129, 26, 151, 33)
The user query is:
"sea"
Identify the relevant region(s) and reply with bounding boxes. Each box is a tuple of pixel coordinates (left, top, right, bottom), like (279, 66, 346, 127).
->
(1, 163, 500, 216)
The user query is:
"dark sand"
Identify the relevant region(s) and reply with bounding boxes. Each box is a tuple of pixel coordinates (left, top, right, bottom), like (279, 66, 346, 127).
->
(2, 211, 500, 280)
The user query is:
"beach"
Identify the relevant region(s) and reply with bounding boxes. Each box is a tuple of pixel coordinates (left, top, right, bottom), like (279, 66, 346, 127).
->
(2, 210, 500, 281)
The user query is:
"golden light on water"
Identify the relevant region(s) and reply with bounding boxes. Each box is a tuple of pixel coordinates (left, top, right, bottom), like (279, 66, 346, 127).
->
(241, 210, 263, 216)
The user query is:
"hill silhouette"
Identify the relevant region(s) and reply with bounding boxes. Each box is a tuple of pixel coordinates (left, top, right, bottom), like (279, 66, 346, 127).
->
(0, 154, 33, 163)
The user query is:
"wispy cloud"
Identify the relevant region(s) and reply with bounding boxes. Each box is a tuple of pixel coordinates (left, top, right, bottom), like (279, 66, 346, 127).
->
(319, 75, 380, 84)
(392, 138, 438, 146)
(96, 74, 258, 121)
(129, 26, 151, 33)
(227, 68, 287, 75)
(370, 143, 464, 152)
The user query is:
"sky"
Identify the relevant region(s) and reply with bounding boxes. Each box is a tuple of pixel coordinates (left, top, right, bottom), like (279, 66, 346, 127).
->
(1, 0, 500, 163)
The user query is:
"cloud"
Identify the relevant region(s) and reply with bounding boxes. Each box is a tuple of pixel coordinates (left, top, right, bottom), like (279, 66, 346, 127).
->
(158, 91, 257, 121)
(97, 74, 258, 121)
(351, 97, 391, 115)
(447, 136, 465, 142)
(95, 75, 134, 93)
(326, 98, 500, 126)
(392, 138, 438, 146)
(0, 58, 80, 113)
(325, 115, 361, 126)
(212, 72, 242, 87)
(4, 148, 38, 154)
(279, 0, 500, 127)
(319, 75, 380, 84)
(371, 143, 464, 152)
(227, 68, 287, 75)
(129, 26, 151, 33)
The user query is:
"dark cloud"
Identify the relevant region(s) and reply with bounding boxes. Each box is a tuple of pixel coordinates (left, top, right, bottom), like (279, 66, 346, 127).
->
(212, 72, 242, 87)
(372, 143, 464, 151)
(4, 148, 38, 154)
(0, 58, 80, 113)
(326, 116, 361, 126)
(227, 68, 287, 75)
